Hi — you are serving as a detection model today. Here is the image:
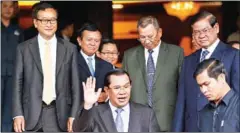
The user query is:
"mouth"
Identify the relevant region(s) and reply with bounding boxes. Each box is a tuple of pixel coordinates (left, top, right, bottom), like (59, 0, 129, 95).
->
(117, 96, 127, 102)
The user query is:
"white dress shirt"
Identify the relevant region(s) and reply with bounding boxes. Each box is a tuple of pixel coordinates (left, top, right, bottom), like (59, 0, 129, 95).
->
(201, 38, 220, 60)
(109, 101, 130, 132)
(38, 34, 57, 100)
(144, 40, 161, 68)
(80, 50, 96, 71)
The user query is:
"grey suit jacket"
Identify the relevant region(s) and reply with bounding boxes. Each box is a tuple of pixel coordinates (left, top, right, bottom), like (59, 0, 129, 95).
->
(122, 41, 184, 131)
(12, 36, 81, 131)
(73, 102, 160, 132)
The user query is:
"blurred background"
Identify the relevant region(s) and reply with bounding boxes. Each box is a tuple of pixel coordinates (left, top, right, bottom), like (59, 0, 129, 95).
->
(16, 1, 240, 61)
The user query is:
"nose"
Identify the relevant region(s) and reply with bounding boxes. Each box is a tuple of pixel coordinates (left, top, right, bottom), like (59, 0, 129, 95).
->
(201, 86, 208, 94)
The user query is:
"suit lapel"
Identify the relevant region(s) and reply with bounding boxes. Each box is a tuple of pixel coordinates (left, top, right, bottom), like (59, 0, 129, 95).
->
(56, 38, 66, 76)
(99, 103, 118, 132)
(153, 42, 168, 84)
(94, 57, 101, 78)
(210, 41, 226, 60)
(78, 52, 92, 76)
(29, 36, 43, 74)
(137, 46, 147, 87)
(128, 103, 141, 132)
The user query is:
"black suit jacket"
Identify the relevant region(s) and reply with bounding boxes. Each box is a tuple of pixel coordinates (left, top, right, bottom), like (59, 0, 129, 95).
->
(12, 36, 81, 131)
(78, 52, 113, 101)
(73, 102, 160, 132)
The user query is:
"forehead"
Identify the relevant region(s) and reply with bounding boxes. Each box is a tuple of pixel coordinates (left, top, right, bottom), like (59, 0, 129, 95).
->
(192, 18, 211, 30)
(196, 70, 210, 83)
(2, 1, 14, 7)
(82, 30, 101, 38)
(102, 43, 118, 51)
(37, 8, 57, 18)
(138, 24, 157, 35)
(109, 74, 130, 86)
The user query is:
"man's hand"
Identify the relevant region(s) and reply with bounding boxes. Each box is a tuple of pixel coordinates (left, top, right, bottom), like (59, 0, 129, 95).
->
(82, 76, 102, 109)
(67, 117, 74, 132)
(97, 92, 108, 103)
(13, 117, 25, 132)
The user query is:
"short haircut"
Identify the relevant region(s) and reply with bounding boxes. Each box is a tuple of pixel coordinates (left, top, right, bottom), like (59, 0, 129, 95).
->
(137, 16, 160, 30)
(190, 10, 217, 27)
(193, 58, 227, 80)
(77, 22, 101, 38)
(99, 38, 119, 52)
(104, 69, 131, 87)
(32, 2, 58, 19)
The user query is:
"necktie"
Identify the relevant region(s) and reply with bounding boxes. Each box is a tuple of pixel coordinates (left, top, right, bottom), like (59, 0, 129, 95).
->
(87, 57, 95, 76)
(146, 50, 155, 107)
(200, 50, 209, 62)
(42, 41, 54, 105)
(115, 108, 124, 132)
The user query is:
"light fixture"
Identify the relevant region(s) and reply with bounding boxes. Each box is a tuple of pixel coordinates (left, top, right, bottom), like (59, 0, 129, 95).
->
(163, 1, 200, 21)
(112, 4, 124, 9)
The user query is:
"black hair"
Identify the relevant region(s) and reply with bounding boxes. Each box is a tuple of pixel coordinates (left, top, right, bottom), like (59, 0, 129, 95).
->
(190, 10, 217, 27)
(32, 2, 58, 19)
(193, 58, 227, 80)
(77, 21, 101, 38)
(104, 69, 131, 87)
(99, 38, 119, 52)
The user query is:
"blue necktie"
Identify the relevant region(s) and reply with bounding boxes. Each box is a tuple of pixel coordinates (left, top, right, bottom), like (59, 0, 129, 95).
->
(87, 57, 95, 76)
(200, 50, 209, 62)
(147, 50, 155, 107)
(115, 108, 124, 132)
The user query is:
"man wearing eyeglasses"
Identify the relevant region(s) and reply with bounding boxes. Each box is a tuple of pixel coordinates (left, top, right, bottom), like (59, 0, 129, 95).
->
(73, 69, 160, 132)
(172, 10, 239, 132)
(122, 16, 184, 131)
(12, 2, 80, 132)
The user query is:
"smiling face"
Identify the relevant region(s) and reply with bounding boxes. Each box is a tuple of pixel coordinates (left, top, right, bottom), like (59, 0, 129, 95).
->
(98, 43, 119, 65)
(105, 74, 131, 108)
(77, 30, 102, 56)
(33, 8, 57, 40)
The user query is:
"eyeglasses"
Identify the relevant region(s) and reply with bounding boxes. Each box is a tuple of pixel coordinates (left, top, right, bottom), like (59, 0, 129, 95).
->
(192, 27, 213, 36)
(36, 18, 57, 25)
(101, 52, 119, 56)
(138, 32, 158, 42)
(110, 83, 131, 92)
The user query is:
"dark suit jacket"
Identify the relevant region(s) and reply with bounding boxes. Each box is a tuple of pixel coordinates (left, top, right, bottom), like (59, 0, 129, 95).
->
(12, 36, 81, 131)
(172, 41, 240, 132)
(73, 102, 160, 132)
(122, 41, 184, 131)
(78, 53, 113, 101)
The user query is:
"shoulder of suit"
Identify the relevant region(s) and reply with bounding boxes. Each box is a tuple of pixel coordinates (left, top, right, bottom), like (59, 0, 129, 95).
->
(124, 45, 142, 54)
(17, 36, 36, 49)
(162, 42, 183, 51)
(57, 37, 78, 49)
(96, 57, 113, 67)
(130, 102, 152, 111)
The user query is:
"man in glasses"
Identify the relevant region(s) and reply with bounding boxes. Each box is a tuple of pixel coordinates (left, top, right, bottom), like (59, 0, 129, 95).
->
(12, 2, 80, 132)
(172, 10, 239, 132)
(122, 16, 184, 131)
(73, 69, 160, 132)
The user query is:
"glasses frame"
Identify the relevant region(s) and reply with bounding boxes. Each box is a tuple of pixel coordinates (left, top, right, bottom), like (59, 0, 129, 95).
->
(36, 18, 57, 25)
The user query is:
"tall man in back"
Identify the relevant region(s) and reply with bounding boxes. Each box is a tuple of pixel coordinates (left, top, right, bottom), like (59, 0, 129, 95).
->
(122, 16, 184, 131)
(12, 3, 80, 132)
(76, 22, 113, 103)
(172, 11, 240, 132)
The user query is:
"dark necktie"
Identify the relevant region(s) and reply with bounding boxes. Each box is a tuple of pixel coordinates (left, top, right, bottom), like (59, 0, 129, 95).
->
(146, 50, 155, 107)
(200, 50, 209, 62)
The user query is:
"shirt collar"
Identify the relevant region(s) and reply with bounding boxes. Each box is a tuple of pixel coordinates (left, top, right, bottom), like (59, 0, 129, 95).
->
(109, 100, 130, 113)
(209, 89, 234, 108)
(38, 34, 56, 44)
(201, 38, 220, 53)
(80, 50, 95, 61)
